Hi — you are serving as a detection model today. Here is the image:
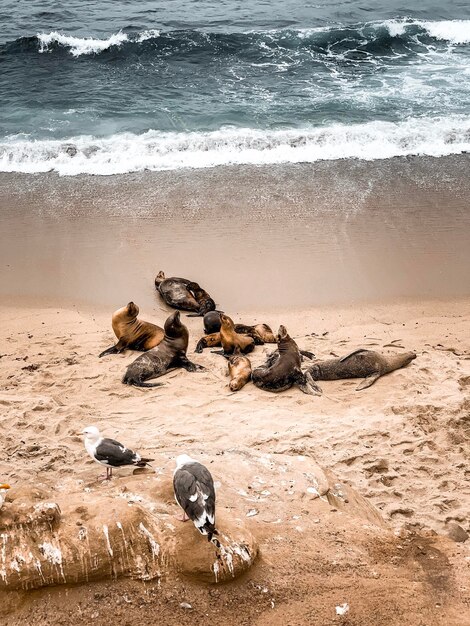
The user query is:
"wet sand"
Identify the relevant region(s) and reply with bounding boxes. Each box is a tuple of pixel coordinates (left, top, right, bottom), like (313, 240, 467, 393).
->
(1, 154, 470, 310)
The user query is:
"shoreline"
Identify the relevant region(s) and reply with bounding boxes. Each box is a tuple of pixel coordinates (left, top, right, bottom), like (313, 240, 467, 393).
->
(1, 154, 470, 311)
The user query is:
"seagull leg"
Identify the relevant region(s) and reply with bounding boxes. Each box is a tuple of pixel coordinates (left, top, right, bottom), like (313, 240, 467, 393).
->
(99, 467, 113, 481)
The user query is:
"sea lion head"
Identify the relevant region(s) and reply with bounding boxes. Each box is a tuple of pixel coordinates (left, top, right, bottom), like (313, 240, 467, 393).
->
(277, 325, 289, 342)
(220, 314, 235, 330)
(154, 271, 166, 287)
(401, 352, 417, 366)
(126, 301, 139, 318)
(164, 310, 186, 339)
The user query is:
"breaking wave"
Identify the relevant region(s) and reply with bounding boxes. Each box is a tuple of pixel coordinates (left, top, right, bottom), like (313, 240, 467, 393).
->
(1, 116, 469, 176)
(2, 18, 470, 58)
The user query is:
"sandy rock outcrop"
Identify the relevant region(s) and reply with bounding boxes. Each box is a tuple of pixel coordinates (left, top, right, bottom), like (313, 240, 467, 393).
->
(0, 478, 258, 592)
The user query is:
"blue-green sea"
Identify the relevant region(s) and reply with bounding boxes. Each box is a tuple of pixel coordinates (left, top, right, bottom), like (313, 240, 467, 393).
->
(1, 0, 470, 174)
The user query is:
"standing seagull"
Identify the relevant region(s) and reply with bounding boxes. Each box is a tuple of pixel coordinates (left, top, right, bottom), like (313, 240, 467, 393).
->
(0, 483, 10, 511)
(82, 426, 154, 480)
(173, 455, 220, 547)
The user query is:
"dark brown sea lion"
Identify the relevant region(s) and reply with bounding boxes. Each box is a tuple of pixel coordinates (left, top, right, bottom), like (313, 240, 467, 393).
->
(186, 282, 216, 317)
(99, 302, 164, 358)
(122, 311, 204, 388)
(252, 325, 322, 395)
(226, 351, 252, 391)
(307, 349, 417, 390)
(155, 271, 216, 316)
(204, 310, 223, 334)
(155, 271, 199, 312)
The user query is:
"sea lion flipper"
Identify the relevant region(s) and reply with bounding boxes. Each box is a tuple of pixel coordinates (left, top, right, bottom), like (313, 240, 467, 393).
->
(340, 348, 369, 363)
(195, 333, 221, 353)
(300, 350, 315, 361)
(356, 372, 380, 391)
(177, 355, 206, 372)
(99, 340, 126, 358)
(99, 345, 119, 358)
(297, 371, 323, 396)
(186, 313, 202, 317)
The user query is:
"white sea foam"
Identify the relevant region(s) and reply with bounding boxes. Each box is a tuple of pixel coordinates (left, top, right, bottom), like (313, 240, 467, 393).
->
(37, 31, 128, 56)
(382, 18, 470, 44)
(1, 116, 469, 176)
(136, 29, 161, 43)
(418, 20, 470, 45)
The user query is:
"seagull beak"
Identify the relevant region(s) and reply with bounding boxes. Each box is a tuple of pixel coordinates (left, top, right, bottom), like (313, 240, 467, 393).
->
(0, 484, 10, 490)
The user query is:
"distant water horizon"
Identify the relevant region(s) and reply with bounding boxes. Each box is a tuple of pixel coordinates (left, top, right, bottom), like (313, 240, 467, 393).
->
(2, 1, 470, 175)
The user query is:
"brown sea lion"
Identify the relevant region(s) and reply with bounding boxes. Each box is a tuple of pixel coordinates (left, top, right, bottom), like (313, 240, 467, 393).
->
(235, 323, 277, 344)
(227, 351, 252, 391)
(197, 319, 276, 353)
(252, 325, 322, 395)
(216, 314, 255, 355)
(99, 302, 164, 358)
(186, 281, 216, 317)
(307, 349, 417, 390)
(122, 311, 204, 388)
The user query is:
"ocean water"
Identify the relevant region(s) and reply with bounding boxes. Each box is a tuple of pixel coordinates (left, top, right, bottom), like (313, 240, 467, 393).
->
(1, 0, 470, 175)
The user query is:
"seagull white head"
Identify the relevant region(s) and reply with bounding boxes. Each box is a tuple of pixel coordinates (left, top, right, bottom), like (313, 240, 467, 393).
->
(82, 426, 101, 443)
(175, 454, 195, 469)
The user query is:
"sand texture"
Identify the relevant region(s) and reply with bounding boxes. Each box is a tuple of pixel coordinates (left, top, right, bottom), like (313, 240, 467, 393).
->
(0, 297, 469, 624)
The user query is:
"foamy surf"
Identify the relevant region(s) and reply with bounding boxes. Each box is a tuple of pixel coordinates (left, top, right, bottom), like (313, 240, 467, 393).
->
(37, 31, 129, 56)
(31, 18, 470, 58)
(1, 116, 469, 176)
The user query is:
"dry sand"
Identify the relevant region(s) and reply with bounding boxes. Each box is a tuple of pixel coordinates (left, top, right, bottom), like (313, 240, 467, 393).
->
(1, 296, 469, 624)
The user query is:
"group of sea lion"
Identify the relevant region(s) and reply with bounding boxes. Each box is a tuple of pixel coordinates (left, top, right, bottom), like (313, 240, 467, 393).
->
(99, 271, 417, 394)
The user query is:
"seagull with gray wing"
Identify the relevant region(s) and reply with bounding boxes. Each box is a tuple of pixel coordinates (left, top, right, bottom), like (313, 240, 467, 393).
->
(81, 426, 153, 480)
(173, 454, 220, 547)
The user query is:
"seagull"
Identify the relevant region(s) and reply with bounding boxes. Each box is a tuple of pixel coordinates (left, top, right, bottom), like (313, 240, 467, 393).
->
(81, 426, 154, 480)
(0, 483, 10, 510)
(173, 454, 220, 547)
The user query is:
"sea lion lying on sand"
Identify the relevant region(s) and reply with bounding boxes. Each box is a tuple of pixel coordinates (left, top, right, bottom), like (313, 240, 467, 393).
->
(122, 311, 204, 388)
(226, 350, 252, 391)
(197, 318, 276, 353)
(252, 325, 321, 395)
(155, 271, 215, 315)
(203, 311, 276, 342)
(99, 302, 164, 358)
(186, 282, 216, 317)
(307, 349, 417, 390)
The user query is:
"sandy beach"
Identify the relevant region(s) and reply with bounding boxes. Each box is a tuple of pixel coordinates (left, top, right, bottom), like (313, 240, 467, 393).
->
(1, 293, 469, 624)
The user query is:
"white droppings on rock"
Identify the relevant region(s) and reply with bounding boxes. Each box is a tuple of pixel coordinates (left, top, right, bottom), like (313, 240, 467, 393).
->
(39, 542, 62, 566)
(102, 525, 113, 558)
(138, 523, 160, 558)
(336, 603, 350, 616)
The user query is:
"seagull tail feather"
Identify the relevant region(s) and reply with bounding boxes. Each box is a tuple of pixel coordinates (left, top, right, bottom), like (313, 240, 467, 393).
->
(201, 523, 221, 549)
